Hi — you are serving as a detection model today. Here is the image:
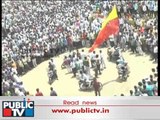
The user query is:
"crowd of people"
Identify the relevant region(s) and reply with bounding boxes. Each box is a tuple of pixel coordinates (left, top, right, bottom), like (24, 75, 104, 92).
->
(120, 67, 158, 96)
(62, 49, 106, 78)
(2, 0, 158, 96)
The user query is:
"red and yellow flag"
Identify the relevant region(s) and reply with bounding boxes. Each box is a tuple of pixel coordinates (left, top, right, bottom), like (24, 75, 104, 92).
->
(89, 5, 119, 52)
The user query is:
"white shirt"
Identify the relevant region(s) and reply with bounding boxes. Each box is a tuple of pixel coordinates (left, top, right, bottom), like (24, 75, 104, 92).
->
(119, 18, 124, 25)
(19, 91, 25, 96)
(153, 46, 158, 53)
(90, 53, 96, 60)
(79, 59, 83, 68)
(80, 73, 89, 82)
(81, 51, 86, 60)
(71, 61, 76, 68)
(117, 5, 121, 12)
(123, 6, 127, 13)
(142, 93, 148, 96)
(11, 68, 17, 75)
(142, 5, 147, 12)
(154, 4, 158, 11)
(15, 88, 20, 96)
(13, 74, 22, 83)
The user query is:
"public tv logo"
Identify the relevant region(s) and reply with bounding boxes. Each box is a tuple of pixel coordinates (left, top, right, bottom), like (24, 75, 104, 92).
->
(2, 98, 34, 117)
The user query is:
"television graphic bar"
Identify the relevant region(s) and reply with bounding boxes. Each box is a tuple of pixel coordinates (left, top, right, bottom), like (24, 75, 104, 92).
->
(0, 97, 160, 120)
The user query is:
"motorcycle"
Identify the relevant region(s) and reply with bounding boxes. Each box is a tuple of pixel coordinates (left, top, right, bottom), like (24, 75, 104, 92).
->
(118, 70, 128, 81)
(78, 78, 103, 91)
(48, 69, 58, 85)
(107, 48, 121, 62)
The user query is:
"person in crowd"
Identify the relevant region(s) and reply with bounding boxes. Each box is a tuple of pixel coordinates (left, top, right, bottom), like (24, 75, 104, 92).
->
(31, 53, 37, 68)
(22, 55, 31, 72)
(134, 86, 142, 96)
(75, 58, 81, 73)
(25, 91, 33, 96)
(83, 56, 90, 76)
(70, 60, 77, 77)
(50, 87, 58, 96)
(94, 54, 101, 78)
(81, 49, 86, 60)
(93, 78, 101, 96)
(153, 81, 158, 96)
(120, 94, 125, 96)
(138, 82, 143, 92)
(146, 81, 154, 96)
(90, 51, 96, 68)
(35, 88, 43, 96)
(99, 50, 106, 69)
(17, 58, 25, 75)
(153, 44, 158, 63)
(130, 90, 134, 96)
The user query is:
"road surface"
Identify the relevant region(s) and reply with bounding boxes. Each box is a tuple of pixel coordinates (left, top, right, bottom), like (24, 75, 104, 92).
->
(20, 48, 157, 96)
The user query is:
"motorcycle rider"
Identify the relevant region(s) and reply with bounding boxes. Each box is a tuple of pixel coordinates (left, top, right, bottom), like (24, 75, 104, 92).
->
(108, 47, 121, 61)
(124, 62, 130, 75)
(49, 60, 55, 71)
(48, 67, 54, 84)
(107, 47, 114, 60)
(114, 47, 122, 60)
(117, 56, 125, 65)
(117, 62, 129, 80)
(92, 54, 101, 78)
(50, 58, 55, 68)
(48, 60, 58, 80)
(79, 71, 91, 87)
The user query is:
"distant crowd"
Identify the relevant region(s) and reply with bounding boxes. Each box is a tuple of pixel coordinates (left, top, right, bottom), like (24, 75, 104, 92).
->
(119, 67, 158, 96)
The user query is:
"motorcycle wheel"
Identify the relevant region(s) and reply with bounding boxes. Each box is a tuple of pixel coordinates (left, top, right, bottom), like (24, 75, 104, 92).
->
(61, 64, 66, 69)
(119, 75, 122, 80)
(48, 79, 53, 85)
(78, 81, 82, 87)
(124, 76, 128, 81)
(80, 83, 87, 91)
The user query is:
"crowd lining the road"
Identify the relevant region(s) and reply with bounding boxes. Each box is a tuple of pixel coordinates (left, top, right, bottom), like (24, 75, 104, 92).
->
(2, 0, 158, 96)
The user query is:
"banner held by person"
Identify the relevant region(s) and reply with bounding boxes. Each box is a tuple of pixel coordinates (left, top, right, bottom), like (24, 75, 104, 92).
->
(89, 5, 119, 52)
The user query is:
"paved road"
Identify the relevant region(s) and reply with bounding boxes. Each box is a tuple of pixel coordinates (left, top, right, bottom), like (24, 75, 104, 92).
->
(20, 48, 157, 96)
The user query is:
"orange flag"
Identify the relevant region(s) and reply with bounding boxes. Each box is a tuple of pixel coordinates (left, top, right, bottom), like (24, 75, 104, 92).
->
(89, 5, 119, 52)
